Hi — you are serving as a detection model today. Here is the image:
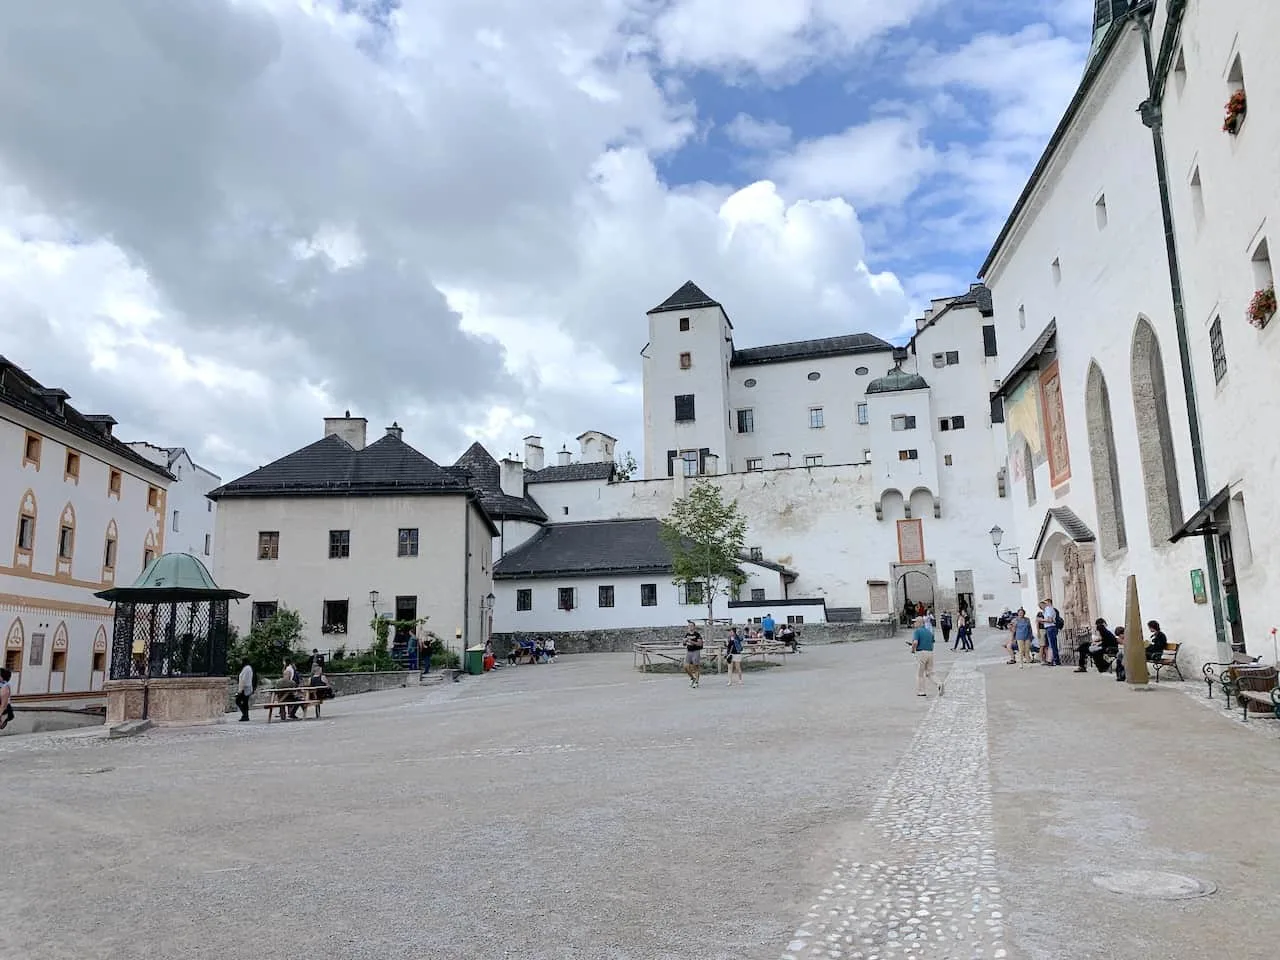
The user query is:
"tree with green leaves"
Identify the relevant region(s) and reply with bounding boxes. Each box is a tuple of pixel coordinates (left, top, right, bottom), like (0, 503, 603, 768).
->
(229, 608, 308, 679)
(660, 480, 748, 627)
(614, 451, 638, 481)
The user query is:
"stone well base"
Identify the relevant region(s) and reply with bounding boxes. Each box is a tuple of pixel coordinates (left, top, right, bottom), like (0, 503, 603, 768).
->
(103, 677, 229, 726)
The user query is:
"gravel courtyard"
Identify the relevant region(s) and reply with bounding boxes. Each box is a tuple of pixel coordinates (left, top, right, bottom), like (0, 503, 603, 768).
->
(4, 632, 1280, 960)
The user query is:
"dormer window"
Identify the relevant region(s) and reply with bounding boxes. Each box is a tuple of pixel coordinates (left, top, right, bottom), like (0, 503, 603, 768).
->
(65, 450, 80, 482)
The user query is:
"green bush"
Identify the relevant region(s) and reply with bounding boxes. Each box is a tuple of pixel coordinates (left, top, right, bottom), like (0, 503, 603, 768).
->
(228, 608, 310, 680)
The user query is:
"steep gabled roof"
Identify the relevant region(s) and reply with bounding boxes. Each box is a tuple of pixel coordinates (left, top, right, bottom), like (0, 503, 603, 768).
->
(209, 433, 473, 499)
(494, 518, 673, 580)
(526, 461, 616, 484)
(0, 356, 173, 481)
(453, 442, 548, 523)
(647, 281, 721, 315)
(731, 333, 893, 367)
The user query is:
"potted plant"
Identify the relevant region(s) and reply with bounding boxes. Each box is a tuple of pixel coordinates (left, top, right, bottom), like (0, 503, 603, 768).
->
(1223, 89, 1247, 134)
(1248, 285, 1276, 329)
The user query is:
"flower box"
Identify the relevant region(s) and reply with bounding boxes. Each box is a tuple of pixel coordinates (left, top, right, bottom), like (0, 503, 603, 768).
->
(1223, 90, 1247, 134)
(1248, 286, 1276, 330)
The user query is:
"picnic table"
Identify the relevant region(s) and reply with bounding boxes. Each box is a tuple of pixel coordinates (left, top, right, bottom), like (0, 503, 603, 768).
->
(262, 684, 331, 722)
(632, 638, 792, 673)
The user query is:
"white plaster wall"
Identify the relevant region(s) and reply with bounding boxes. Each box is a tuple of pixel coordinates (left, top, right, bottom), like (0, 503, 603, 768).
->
(128, 446, 219, 561)
(1160, 0, 1280, 651)
(725, 350, 893, 471)
(984, 31, 1214, 662)
(642, 302, 734, 479)
(1, 408, 170, 695)
(213, 494, 494, 651)
(866, 388, 939, 502)
(493, 517, 542, 561)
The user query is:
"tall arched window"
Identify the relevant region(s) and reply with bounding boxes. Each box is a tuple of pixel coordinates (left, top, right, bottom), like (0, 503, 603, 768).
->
(13, 489, 37, 569)
(1086, 362, 1127, 556)
(55, 503, 76, 579)
(1131, 318, 1183, 544)
(102, 519, 119, 584)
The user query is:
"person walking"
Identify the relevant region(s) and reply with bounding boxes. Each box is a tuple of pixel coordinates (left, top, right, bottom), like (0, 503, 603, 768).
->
(911, 617, 943, 698)
(683, 624, 704, 689)
(1011, 608, 1034, 665)
(761, 613, 776, 642)
(1040, 597, 1062, 666)
(0, 666, 15, 730)
(959, 611, 974, 651)
(725, 627, 745, 687)
(235, 659, 254, 722)
(941, 610, 954, 649)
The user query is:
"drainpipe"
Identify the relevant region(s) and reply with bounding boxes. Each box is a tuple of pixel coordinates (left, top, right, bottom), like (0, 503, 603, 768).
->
(462, 499, 472, 665)
(1133, 6, 1227, 652)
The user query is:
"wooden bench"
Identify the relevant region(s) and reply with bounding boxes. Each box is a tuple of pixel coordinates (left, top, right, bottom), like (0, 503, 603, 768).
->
(1203, 653, 1261, 699)
(263, 685, 330, 722)
(1147, 642, 1184, 683)
(1223, 665, 1278, 722)
(1239, 688, 1280, 721)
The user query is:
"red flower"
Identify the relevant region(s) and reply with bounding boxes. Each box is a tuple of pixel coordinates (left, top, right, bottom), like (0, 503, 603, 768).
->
(1224, 90, 1247, 134)
(1247, 286, 1276, 329)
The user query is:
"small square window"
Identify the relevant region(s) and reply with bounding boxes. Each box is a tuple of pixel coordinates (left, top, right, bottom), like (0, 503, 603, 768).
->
(681, 450, 700, 477)
(516, 589, 532, 611)
(944, 454, 954, 467)
(1209, 317, 1227, 384)
(787, 615, 805, 625)
(898, 449, 919, 461)
(258, 531, 280, 560)
(939, 419, 951, 432)
(736, 409, 754, 434)
(751, 588, 766, 601)
(328, 529, 351, 559)
(932, 353, 945, 368)
(598, 585, 615, 608)
(680, 582, 704, 605)
(945, 351, 959, 365)
(557, 587, 576, 611)
(804, 454, 823, 467)
(147, 486, 160, 509)
(398, 528, 420, 557)
(745, 458, 763, 472)
(862, 449, 872, 462)
(809, 407, 824, 429)
(951, 415, 965, 429)
(679, 352, 692, 369)
(640, 583, 658, 607)
(251, 601, 279, 625)
(674, 394, 695, 422)
(562, 506, 569, 515)
(749, 546, 763, 561)
(322, 599, 350, 635)
(856, 402, 869, 424)
(109, 470, 122, 496)
(892, 415, 916, 431)
(23, 432, 41, 467)
(64, 450, 80, 480)
(679, 317, 690, 332)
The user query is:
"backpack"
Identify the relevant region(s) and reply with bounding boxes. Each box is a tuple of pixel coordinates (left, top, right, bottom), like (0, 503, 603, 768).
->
(1055, 613, 1064, 629)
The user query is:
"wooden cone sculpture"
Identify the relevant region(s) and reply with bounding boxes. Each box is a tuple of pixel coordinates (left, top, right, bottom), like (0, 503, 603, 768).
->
(1124, 574, 1150, 686)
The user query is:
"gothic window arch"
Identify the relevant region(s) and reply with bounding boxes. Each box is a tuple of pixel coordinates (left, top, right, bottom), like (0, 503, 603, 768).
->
(103, 519, 119, 584)
(55, 502, 76, 578)
(13, 489, 37, 569)
(143, 529, 157, 570)
(1086, 362, 1127, 556)
(1131, 317, 1183, 544)
(1024, 444, 1037, 506)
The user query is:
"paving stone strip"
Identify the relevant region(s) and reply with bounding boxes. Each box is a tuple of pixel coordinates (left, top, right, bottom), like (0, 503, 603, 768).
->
(782, 660, 1007, 960)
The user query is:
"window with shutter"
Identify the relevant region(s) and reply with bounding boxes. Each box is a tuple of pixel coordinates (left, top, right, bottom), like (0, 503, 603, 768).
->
(982, 324, 998, 357)
(674, 394, 695, 422)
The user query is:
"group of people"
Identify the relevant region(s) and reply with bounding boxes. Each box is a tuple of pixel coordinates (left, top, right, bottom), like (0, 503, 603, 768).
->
(504, 636, 557, 665)
(234, 652, 333, 722)
(1004, 598, 1170, 679)
(904, 603, 975, 652)
(681, 615, 798, 689)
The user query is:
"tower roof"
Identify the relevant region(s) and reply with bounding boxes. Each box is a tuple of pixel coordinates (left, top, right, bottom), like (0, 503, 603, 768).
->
(647, 281, 721, 315)
(866, 366, 930, 395)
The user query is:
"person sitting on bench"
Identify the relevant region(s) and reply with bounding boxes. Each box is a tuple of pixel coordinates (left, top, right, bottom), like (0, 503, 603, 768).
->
(1145, 621, 1169, 663)
(778, 623, 798, 652)
(1076, 618, 1118, 673)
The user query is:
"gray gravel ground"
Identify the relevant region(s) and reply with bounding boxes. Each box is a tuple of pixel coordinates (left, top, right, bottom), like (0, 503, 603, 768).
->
(3, 631, 1279, 960)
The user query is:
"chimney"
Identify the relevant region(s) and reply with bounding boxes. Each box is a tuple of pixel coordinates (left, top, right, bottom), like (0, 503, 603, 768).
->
(500, 457, 524, 498)
(385, 421, 403, 441)
(773, 452, 791, 470)
(84, 415, 117, 438)
(557, 445, 572, 467)
(324, 410, 368, 450)
(523, 435, 545, 471)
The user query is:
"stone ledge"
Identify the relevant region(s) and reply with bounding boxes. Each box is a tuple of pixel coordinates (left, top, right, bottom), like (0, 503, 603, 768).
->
(491, 620, 898, 656)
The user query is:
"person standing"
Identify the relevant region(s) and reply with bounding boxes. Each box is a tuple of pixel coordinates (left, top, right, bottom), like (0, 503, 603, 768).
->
(1040, 598, 1062, 666)
(725, 627, 745, 687)
(418, 632, 433, 676)
(911, 617, 943, 698)
(959, 611, 974, 651)
(0, 666, 14, 730)
(235, 659, 254, 722)
(761, 613, 776, 642)
(941, 611, 953, 649)
(683, 624, 704, 689)
(1011, 608, 1034, 665)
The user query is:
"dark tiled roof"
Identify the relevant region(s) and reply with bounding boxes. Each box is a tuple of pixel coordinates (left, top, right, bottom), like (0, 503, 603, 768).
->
(740, 554, 797, 579)
(866, 367, 930, 395)
(209, 433, 474, 499)
(732, 333, 893, 367)
(0, 356, 174, 480)
(494, 518, 673, 580)
(526, 461, 616, 484)
(993, 320, 1057, 399)
(647, 281, 721, 315)
(453, 442, 547, 523)
(1030, 508, 1097, 559)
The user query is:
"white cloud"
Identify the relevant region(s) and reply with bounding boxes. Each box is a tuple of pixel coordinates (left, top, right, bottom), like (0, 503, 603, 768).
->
(769, 117, 939, 209)
(0, 0, 912, 479)
(723, 113, 792, 151)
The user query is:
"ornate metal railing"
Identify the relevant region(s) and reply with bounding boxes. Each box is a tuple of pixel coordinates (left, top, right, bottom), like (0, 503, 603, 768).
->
(109, 599, 230, 681)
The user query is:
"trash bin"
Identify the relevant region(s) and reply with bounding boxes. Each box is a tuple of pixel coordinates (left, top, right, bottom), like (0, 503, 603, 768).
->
(465, 645, 485, 676)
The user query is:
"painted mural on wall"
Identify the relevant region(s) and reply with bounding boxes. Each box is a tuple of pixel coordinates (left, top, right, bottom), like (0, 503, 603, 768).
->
(1039, 360, 1072, 487)
(1005, 374, 1047, 484)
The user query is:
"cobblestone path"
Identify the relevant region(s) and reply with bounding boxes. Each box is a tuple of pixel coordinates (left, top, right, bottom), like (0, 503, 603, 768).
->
(783, 659, 1008, 960)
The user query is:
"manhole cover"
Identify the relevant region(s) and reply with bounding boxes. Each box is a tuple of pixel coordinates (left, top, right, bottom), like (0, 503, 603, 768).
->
(1092, 870, 1216, 900)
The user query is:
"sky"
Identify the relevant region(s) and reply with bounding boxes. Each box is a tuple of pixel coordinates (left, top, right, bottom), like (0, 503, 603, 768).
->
(0, 0, 1095, 482)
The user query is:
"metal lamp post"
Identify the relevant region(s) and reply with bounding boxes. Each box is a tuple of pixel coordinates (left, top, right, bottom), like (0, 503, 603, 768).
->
(482, 592, 495, 647)
(989, 525, 1023, 584)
